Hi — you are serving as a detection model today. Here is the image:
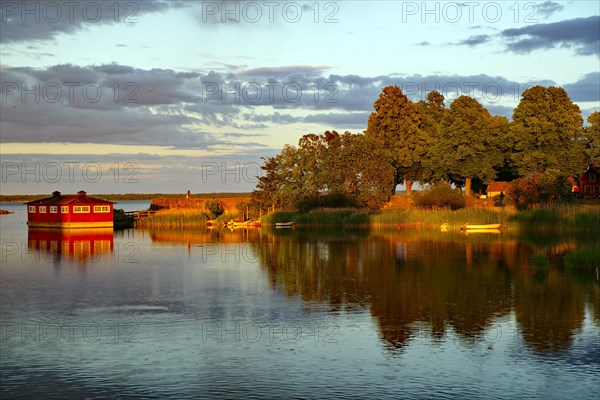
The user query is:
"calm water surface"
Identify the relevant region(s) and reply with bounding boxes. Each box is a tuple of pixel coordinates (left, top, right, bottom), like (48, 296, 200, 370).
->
(1, 202, 599, 399)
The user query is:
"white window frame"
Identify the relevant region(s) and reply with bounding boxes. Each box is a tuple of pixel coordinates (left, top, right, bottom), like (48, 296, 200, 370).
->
(61, 206, 69, 213)
(50, 206, 58, 213)
(38, 206, 46, 213)
(93, 205, 110, 213)
(73, 206, 90, 213)
(28, 205, 36, 213)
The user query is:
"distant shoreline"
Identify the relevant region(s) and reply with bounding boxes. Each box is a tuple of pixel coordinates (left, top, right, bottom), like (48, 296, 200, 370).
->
(0, 193, 251, 203)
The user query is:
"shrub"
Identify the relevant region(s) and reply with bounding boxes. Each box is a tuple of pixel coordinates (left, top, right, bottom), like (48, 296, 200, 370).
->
(297, 191, 359, 212)
(507, 170, 573, 210)
(413, 183, 466, 210)
(203, 198, 224, 219)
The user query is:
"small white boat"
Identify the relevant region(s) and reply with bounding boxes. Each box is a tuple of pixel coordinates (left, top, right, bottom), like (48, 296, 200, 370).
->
(275, 221, 295, 228)
(461, 223, 502, 231)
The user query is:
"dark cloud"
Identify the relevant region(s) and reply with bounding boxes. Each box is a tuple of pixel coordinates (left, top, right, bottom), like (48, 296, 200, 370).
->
(485, 105, 515, 119)
(3, 63, 593, 149)
(563, 72, 600, 102)
(456, 34, 491, 47)
(241, 66, 331, 78)
(501, 16, 600, 55)
(242, 111, 369, 129)
(0, 0, 177, 44)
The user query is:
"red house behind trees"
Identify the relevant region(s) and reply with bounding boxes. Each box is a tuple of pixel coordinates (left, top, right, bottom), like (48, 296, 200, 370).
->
(578, 162, 600, 198)
(26, 191, 114, 228)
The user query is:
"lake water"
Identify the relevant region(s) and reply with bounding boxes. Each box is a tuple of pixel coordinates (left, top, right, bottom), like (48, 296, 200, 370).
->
(1, 202, 599, 399)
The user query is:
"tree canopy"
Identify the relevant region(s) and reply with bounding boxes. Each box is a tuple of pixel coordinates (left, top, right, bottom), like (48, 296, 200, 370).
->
(252, 131, 395, 211)
(430, 96, 508, 195)
(510, 86, 585, 177)
(252, 85, 592, 211)
(366, 86, 430, 196)
(583, 111, 600, 162)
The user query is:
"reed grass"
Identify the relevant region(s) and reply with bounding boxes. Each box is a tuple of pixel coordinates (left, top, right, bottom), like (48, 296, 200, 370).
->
(135, 208, 208, 228)
(260, 208, 371, 227)
(370, 207, 513, 229)
(510, 204, 600, 230)
(215, 211, 245, 224)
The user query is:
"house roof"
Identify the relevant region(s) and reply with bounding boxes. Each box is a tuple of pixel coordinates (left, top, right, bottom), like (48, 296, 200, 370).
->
(583, 164, 599, 175)
(487, 181, 510, 193)
(25, 191, 114, 206)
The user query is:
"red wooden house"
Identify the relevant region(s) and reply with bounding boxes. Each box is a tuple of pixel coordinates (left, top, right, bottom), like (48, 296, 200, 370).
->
(579, 162, 600, 198)
(26, 191, 114, 228)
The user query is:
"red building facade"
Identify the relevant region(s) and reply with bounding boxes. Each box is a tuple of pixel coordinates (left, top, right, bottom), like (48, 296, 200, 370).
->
(26, 191, 114, 228)
(579, 163, 600, 198)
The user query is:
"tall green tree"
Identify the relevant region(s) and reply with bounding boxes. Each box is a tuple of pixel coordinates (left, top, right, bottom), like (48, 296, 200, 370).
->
(510, 86, 584, 177)
(415, 91, 446, 183)
(366, 86, 429, 196)
(333, 133, 396, 209)
(431, 96, 505, 196)
(583, 111, 600, 162)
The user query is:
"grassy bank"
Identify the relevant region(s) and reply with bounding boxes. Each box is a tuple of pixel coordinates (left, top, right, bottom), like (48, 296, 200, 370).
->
(510, 204, 600, 231)
(131, 201, 599, 231)
(261, 208, 371, 228)
(260, 203, 600, 231)
(134, 209, 246, 228)
(260, 207, 512, 229)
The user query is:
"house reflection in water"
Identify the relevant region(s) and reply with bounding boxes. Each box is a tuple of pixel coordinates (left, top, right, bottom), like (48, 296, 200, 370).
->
(27, 228, 114, 267)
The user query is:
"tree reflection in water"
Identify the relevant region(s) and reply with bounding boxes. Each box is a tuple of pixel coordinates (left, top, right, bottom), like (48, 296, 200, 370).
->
(247, 228, 599, 354)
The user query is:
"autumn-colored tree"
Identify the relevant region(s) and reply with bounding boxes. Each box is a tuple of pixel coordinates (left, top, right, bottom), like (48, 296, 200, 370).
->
(415, 91, 446, 182)
(507, 169, 573, 210)
(430, 96, 505, 196)
(510, 86, 584, 177)
(203, 198, 224, 219)
(332, 133, 396, 209)
(251, 131, 395, 210)
(416, 90, 446, 128)
(366, 86, 429, 196)
(583, 111, 600, 162)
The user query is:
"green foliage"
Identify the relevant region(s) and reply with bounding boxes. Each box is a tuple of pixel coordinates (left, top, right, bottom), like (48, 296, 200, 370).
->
(260, 209, 371, 227)
(428, 96, 508, 195)
(366, 85, 430, 194)
(252, 131, 395, 211)
(370, 207, 510, 228)
(583, 111, 600, 162)
(296, 191, 359, 212)
(510, 86, 585, 177)
(413, 183, 466, 210)
(507, 170, 574, 210)
(203, 198, 224, 219)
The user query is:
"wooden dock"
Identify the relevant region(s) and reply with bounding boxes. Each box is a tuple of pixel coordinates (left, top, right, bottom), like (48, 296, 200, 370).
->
(114, 210, 156, 228)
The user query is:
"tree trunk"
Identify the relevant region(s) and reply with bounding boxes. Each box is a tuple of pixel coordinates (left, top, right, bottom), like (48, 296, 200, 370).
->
(465, 177, 472, 196)
(406, 180, 413, 197)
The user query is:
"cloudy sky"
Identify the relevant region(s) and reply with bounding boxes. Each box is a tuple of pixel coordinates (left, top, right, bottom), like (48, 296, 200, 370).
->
(1, 0, 599, 194)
